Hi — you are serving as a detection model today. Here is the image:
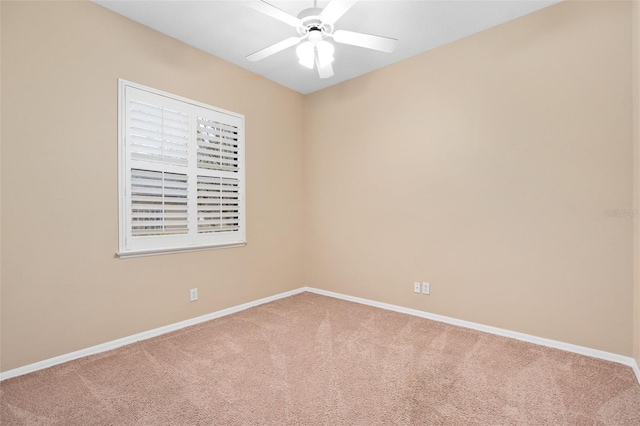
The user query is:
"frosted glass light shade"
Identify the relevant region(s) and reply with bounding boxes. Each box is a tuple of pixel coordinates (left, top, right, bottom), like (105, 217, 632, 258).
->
(316, 40, 335, 68)
(296, 42, 314, 69)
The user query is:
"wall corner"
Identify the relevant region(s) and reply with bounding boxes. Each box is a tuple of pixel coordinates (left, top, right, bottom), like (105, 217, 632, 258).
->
(632, 0, 640, 369)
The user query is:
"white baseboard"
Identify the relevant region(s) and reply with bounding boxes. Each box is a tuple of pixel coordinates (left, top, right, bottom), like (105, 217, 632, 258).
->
(0, 287, 306, 381)
(632, 358, 640, 385)
(2, 285, 639, 386)
(304, 287, 640, 383)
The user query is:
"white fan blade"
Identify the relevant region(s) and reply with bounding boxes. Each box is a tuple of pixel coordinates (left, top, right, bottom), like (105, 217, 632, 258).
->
(333, 30, 397, 53)
(246, 36, 302, 61)
(320, 0, 357, 25)
(247, 1, 303, 27)
(315, 53, 334, 79)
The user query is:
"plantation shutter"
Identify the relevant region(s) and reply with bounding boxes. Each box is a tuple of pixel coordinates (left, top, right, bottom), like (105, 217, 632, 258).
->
(119, 81, 245, 256)
(130, 169, 189, 236)
(196, 116, 241, 235)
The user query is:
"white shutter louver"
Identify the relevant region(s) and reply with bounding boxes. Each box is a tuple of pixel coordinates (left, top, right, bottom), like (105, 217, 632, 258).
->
(130, 101, 189, 167)
(131, 169, 188, 236)
(119, 81, 245, 256)
(196, 118, 240, 173)
(197, 176, 240, 233)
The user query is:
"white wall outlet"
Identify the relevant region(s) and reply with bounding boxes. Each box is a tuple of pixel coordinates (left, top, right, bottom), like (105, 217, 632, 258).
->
(414, 282, 421, 293)
(422, 282, 430, 295)
(190, 288, 198, 302)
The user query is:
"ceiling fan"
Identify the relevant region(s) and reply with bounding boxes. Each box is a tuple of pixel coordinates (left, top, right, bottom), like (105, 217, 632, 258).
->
(246, 0, 398, 79)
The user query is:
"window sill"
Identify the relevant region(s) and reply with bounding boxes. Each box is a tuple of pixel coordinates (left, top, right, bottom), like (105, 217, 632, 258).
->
(116, 242, 246, 259)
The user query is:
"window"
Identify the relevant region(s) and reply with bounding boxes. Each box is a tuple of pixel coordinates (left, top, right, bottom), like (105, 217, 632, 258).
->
(118, 80, 245, 257)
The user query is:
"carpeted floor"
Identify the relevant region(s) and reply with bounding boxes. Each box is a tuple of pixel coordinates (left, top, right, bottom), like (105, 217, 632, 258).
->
(1, 292, 639, 425)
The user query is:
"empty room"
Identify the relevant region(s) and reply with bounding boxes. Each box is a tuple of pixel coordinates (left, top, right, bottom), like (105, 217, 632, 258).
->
(2, 0, 640, 424)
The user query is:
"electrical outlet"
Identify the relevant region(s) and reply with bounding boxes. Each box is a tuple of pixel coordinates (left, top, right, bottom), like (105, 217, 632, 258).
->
(190, 288, 198, 301)
(414, 282, 421, 293)
(422, 282, 430, 295)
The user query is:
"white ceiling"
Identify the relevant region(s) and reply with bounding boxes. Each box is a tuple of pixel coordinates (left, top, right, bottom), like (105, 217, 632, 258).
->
(93, 0, 560, 94)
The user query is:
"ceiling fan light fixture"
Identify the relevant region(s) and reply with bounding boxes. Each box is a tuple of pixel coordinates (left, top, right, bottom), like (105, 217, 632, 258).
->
(316, 40, 335, 67)
(247, 0, 398, 80)
(296, 41, 315, 69)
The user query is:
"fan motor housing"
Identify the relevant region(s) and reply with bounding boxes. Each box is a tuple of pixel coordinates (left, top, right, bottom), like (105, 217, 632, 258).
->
(296, 7, 333, 36)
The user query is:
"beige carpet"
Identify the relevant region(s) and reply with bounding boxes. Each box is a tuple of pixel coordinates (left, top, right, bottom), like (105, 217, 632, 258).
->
(1, 292, 639, 425)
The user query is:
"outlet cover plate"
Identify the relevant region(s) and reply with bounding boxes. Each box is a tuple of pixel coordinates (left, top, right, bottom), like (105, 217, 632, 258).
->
(422, 282, 430, 295)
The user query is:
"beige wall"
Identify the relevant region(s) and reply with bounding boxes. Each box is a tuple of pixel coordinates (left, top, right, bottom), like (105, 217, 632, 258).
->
(0, 1, 305, 371)
(304, 0, 634, 355)
(2, 0, 637, 373)
(634, 0, 640, 366)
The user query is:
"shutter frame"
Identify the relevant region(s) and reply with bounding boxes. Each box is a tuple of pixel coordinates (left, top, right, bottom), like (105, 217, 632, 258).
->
(118, 80, 246, 257)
